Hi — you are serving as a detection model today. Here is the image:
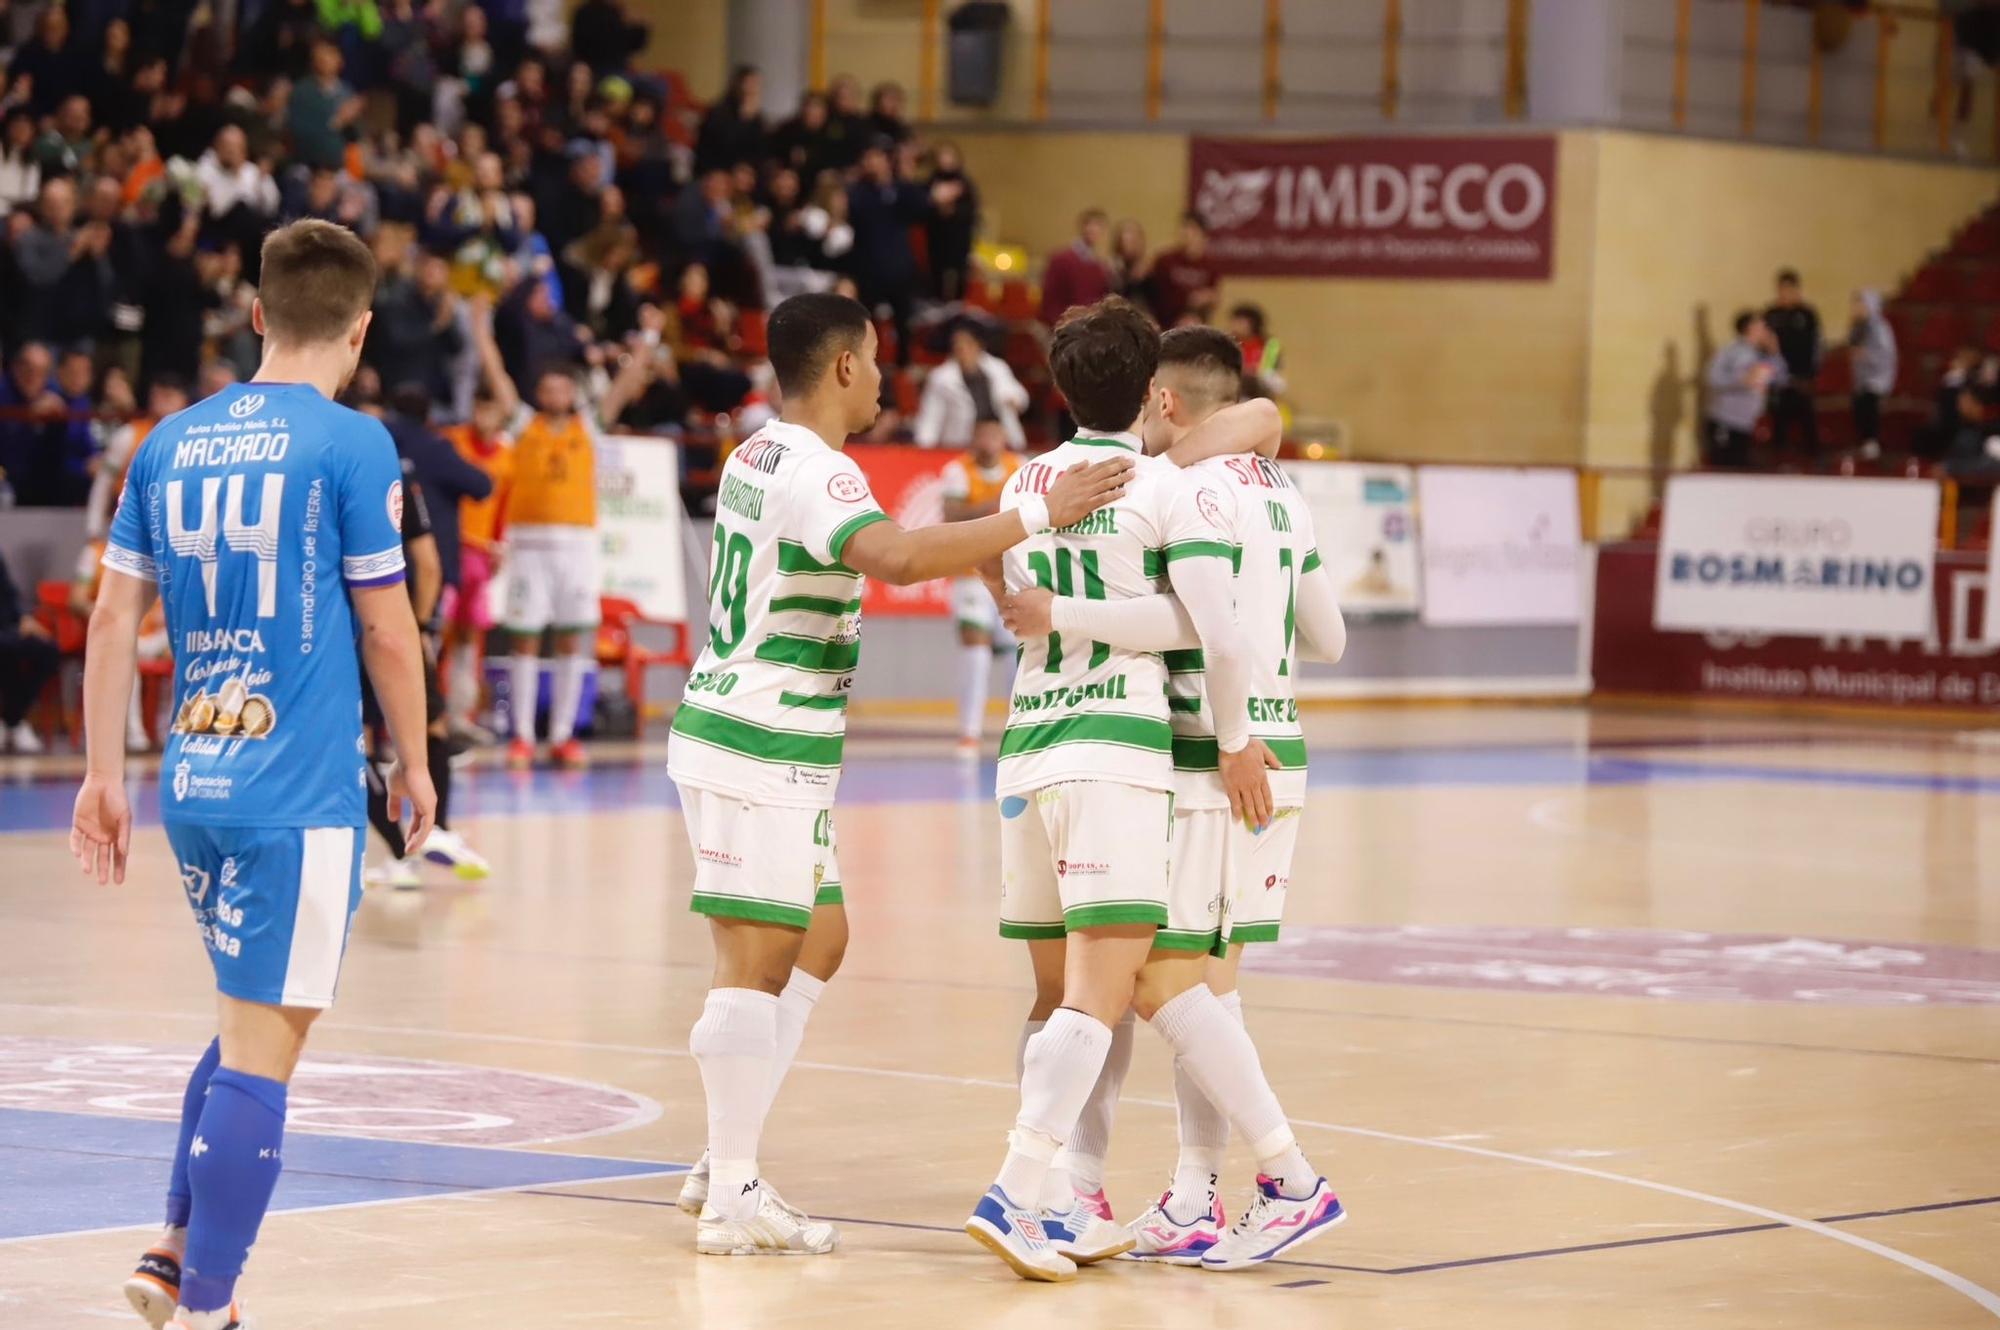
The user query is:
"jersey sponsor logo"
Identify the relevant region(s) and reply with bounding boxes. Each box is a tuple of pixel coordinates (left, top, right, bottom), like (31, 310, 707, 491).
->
(174, 676, 278, 741)
(827, 471, 869, 503)
(1055, 508, 1118, 536)
(1196, 487, 1226, 529)
(171, 760, 191, 800)
(1247, 697, 1300, 723)
(170, 766, 235, 801)
(387, 479, 404, 531)
(733, 436, 790, 474)
(1057, 859, 1109, 878)
(1265, 873, 1282, 890)
(1222, 455, 1293, 490)
(786, 765, 834, 788)
(1010, 676, 1131, 712)
(220, 857, 238, 889)
(696, 845, 743, 869)
(184, 628, 265, 653)
(229, 392, 266, 419)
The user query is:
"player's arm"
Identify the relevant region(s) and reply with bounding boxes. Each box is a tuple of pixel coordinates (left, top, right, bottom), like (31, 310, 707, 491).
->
(1294, 558, 1347, 664)
(596, 339, 655, 428)
(354, 584, 435, 852)
(841, 456, 1132, 586)
(407, 531, 442, 625)
(71, 568, 150, 883)
(470, 296, 522, 418)
(1002, 586, 1197, 652)
(1165, 551, 1274, 829)
(1165, 397, 1283, 466)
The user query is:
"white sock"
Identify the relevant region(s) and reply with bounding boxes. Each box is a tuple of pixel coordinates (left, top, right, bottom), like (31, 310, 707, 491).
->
(765, 968, 825, 1115)
(508, 654, 540, 740)
(446, 640, 481, 721)
(689, 987, 780, 1221)
(958, 643, 992, 739)
(994, 1009, 1112, 1205)
(548, 653, 590, 744)
(1015, 1018, 1046, 1084)
(1167, 990, 1241, 1221)
(1058, 1009, 1133, 1197)
(1150, 986, 1316, 1199)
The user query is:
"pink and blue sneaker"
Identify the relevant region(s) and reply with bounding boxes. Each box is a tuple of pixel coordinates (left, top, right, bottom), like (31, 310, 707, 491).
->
(1200, 1175, 1346, 1271)
(1124, 1190, 1226, 1265)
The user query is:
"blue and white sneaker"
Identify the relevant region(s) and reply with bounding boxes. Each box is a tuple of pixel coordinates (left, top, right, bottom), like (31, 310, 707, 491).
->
(1040, 1195, 1134, 1265)
(1124, 1189, 1226, 1265)
(1201, 1174, 1346, 1271)
(965, 1185, 1077, 1282)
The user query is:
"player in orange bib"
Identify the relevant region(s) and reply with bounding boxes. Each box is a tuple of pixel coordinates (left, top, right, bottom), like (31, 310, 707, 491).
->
(939, 418, 1023, 750)
(438, 390, 515, 735)
(472, 308, 648, 769)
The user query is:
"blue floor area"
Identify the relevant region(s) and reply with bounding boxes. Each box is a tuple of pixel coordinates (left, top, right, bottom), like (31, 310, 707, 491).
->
(2, 740, 1996, 835)
(0, 1108, 680, 1241)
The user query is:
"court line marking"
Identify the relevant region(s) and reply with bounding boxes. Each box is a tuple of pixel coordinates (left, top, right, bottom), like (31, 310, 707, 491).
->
(3, 1015, 1993, 1318)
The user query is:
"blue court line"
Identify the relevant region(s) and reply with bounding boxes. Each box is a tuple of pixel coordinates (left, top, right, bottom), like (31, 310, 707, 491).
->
(526, 1186, 2000, 1280)
(0, 1108, 680, 1242)
(2, 740, 1995, 835)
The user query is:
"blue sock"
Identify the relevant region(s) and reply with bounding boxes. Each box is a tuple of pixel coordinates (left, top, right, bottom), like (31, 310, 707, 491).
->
(180, 1068, 288, 1314)
(165, 1039, 222, 1230)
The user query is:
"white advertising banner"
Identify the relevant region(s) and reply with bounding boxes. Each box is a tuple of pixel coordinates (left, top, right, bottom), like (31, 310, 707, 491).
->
(1283, 460, 1421, 615)
(597, 434, 687, 622)
(1654, 474, 1940, 638)
(1416, 466, 1582, 626)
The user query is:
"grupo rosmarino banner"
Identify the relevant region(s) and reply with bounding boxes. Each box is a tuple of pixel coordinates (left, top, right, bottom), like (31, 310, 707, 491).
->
(1653, 475, 1941, 639)
(1187, 135, 1557, 280)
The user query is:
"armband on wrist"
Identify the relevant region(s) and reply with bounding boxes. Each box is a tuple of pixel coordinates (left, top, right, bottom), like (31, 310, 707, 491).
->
(1015, 494, 1051, 535)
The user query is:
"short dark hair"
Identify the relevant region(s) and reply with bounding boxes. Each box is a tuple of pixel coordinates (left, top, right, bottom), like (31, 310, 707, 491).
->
(1158, 325, 1243, 410)
(1049, 296, 1159, 432)
(1229, 303, 1266, 338)
(389, 381, 432, 420)
(1078, 208, 1107, 228)
(258, 219, 377, 346)
(768, 292, 870, 396)
(1776, 268, 1801, 287)
(1734, 309, 1759, 335)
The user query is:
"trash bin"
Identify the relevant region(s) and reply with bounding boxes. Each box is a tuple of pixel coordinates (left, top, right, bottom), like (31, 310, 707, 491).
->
(948, 1, 1011, 108)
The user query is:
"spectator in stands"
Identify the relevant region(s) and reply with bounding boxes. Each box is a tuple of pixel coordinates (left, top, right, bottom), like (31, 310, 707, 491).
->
(139, 210, 207, 388)
(925, 140, 976, 302)
(247, 0, 325, 82)
(806, 171, 855, 278)
(1151, 213, 1221, 328)
(695, 64, 767, 175)
(1846, 289, 1896, 458)
(1039, 207, 1111, 327)
(915, 322, 1028, 450)
(1764, 268, 1822, 461)
(759, 164, 835, 301)
(17, 177, 114, 349)
(0, 545, 58, 753)
(825, 74, 870, 169)
(1110, 218, 1152, 316)
(773, 90, 836, 183)
(0, 108, 38, 214)
(85, 374, 188, 540)
(34, 94, 92, 178)
(1704, 310, 1783, 469)
(368, 248, 468, 408)
(848, 139, 929, 365)
(51, 347, 98, 504)
(1944, 365, 2000, 482)
(1951, 0, 2000, 155)
(494, 268, 591, 389)
(287, 38, 363, 171)
(1230, 302, 1285, 398)
(666, 261, 753, 415)
(570, 0, 648, 75)
(194, 124, 280, 267)
(1924, 344, 1984, 460)
(11, 6, 85, 115)
(0, 341, 62, 504)
(869, 81, 912, 144)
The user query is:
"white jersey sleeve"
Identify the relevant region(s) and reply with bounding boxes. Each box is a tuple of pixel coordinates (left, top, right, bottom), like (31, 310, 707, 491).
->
(1159, 468, 1251, 755)
(795, 450, 890, 567)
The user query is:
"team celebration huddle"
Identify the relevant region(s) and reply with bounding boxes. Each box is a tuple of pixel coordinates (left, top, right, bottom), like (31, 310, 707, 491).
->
(69, 222, 1346, 1326)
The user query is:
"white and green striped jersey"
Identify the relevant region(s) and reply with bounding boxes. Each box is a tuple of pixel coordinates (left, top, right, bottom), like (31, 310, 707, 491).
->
(995, 431, 1233, 799)
(666, 420, 890, 808)
(1167, 454, 1321, 810)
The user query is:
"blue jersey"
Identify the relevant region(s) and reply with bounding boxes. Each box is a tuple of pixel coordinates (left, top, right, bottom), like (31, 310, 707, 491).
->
(105, 381, 407, 828)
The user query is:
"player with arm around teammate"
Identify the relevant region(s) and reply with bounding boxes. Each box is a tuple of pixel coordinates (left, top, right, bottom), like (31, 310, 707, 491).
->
(664, 292, 1131, 1256)
(72, 219, 436, 1330)
(1002, 326, 1349, 1270)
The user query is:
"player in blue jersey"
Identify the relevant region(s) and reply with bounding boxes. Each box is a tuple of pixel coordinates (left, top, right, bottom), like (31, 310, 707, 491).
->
(70, 219, 437, 1330)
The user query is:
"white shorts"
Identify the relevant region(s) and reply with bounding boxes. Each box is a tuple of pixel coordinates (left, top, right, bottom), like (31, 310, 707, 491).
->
(952, 577, 1013, 646)
(504, 525, 601, 633)
(677, 782, 842, 930)
(998, 781, 1214, 949)
(1224, 803, 1303, 946)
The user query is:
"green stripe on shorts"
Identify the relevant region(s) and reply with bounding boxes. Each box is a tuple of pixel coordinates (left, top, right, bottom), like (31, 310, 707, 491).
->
(691, 892, 812, 929)
(814, 881, 844, 906)
(1154, 927, 1222, 953)
(1228, 922, 1281, 944)
(999, 920, 1068, 940)
(1063, 901, 1168, 931)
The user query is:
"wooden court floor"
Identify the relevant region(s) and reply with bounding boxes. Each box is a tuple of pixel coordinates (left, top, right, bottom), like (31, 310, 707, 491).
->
(1, 704, 1996, 1328)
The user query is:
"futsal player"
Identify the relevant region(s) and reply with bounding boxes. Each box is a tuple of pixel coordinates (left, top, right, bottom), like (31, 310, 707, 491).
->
(664, 292, 1130, 1256)
(964, 297, 1338, 1282)
(1005, 326, 1350, 1269)
(469, 309, 650, 770)
(73, 219, 435, 1330)
(939, 418, 1022, 750)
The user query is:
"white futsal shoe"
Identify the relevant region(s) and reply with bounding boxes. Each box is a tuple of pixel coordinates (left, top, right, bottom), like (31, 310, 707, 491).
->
(1123, 1189, 1226, 1265)
(1200, 1174, 1346, 1271)
(964, 1185, 1077, 1282)
(677, 1150, 710, 1215)
(1039, 1194, 1133, 1264)
(419, 825, 491, 880)
(695, 1182, 838, 1256)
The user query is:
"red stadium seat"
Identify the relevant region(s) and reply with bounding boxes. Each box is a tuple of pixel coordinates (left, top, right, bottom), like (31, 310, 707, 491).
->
(1902, 265, 1956, 303)
(737, 308, 767, 357)
(1965, 264, 2000, 304)
(1816, 348, 1852, 395)
(596, 597, 692, 734)
(997, 281, 1037, 321)
(1913, 308, 1966, 352)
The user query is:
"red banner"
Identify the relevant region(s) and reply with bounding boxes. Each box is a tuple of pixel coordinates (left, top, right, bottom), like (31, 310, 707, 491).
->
(848, 444, 955, 617)
(1188, 135, 1558, 280)
(1594, 544, 2000, 711)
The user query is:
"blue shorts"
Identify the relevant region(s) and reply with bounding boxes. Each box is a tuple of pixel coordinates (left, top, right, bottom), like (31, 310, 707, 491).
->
(163, 822, 365, 1009)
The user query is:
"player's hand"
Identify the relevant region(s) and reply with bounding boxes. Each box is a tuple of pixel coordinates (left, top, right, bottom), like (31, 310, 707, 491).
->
(1218, 738, 1280, 832)
(387, 759, 438, 857)
(1045, 457, 1133, 529)
(70, 772, 132, 886)
(1001, 585, 1055, 638)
